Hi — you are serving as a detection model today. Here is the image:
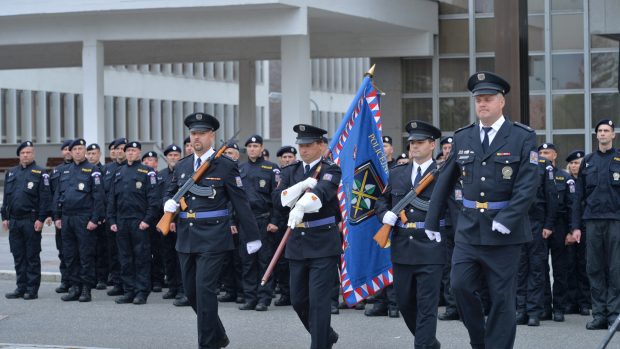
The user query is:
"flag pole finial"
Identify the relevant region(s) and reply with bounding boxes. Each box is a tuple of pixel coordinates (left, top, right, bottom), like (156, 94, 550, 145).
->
(365, 64, 376, 78)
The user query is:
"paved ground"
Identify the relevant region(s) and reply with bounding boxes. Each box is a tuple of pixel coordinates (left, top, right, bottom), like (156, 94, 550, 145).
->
(0, 228, 619, 348)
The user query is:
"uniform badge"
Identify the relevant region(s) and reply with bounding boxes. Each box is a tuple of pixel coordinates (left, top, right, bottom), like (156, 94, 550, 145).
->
(235, 176, 243, 187)
(42, 173, 50, 186)
(529, 151, 538, 164)
(462, 167, 466, 177)
(27, 182, 34, 190)
(546, 165, 554, 180)
(196, 114, 202, 120)
(78, 183, 85, 191)
(502, 166, 513, 180)
(136, 181, 142, 189)
(92, 172, 101, 185)
(454, 189, 463, 201)
(567, 179, 576, 193)
(477, 73, 485, 81)
(323, 173, 333, 181)
(614, 173, 620, 181)
(181, 173, 186, 179)
(148, 171, 157, 185)
(259, 179, 266, 188)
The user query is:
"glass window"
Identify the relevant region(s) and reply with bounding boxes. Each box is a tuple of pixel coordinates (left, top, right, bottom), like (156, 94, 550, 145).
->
(553, 134, 585, 166)
(475, 0, 493, 13)
(477, 57, 494, 72)
(402, 59, 432, 93)
(528, 0, 545, 14)
(551, 14, 583, 50)
(402, 98, 432, 127)
(591, 53, 619, 89)
(529, 55, 545, 90)
(476, 18, 495, 53)
(529, 95, 546, 129)
(591, 93, 620, 126)
(439, 19, 469, 55)
(591, 34, 619, 49)
(440, 97, 470, 131)
(536, 134, 547, 148)
(552, 94, 584, 129)
(552, 54, 584, 89)
(439, 0, 468, 15)
(528, 15, 545, 52)
(439, 58, 469, 92)
(551, 0, 583, 12)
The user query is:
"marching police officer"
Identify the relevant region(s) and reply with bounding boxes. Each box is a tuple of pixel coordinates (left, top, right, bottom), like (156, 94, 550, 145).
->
(108, 142, 159, 305)
(86, 143, 109, 290)
(572, 119, 620, 330)
(424, 71, 539, 349)
(3, 141, 52, 300)
(274, 124, 341, 349)
(142, 150, 165, 293)
(237, 135, 281, 312)
(53, 139, 106, 303)
(376, 121, 445, 348)
(163, 112, 261, 349)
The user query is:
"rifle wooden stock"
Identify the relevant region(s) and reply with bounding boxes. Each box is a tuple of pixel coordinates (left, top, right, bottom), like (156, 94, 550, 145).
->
(156, 212, 176, 236)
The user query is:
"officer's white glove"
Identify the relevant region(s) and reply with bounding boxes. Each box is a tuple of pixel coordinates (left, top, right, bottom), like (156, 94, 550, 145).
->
(280, 178, 318, 208)
(287, 206, 305, 228)
(164, 199, 179, 213)
(287, 192, 323, 228)
(425, 230, 439, 241)
(246, 240, 262, 254)
(433, 231, 442, 242)
(382, 211, 398, 226)
(492, 220, 510, 235)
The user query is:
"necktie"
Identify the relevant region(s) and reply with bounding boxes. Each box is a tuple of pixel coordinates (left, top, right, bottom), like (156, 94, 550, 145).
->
(195, 157, 202, 171)
(413, 166, 422, 187)
(304, 164, 311, 175)
(482, 127, 492, 153)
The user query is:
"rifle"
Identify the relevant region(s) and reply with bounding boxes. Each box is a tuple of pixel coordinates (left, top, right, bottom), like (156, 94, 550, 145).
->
(156, 132, 239, 236)
(597, 316, 620, 349)
(261, 162, 323, 286)
(373, 153, 451, 248)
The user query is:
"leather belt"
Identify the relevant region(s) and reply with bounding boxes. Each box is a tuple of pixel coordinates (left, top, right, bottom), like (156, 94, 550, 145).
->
(463, 198, 508, 210)
(396, 219, 445, 229)
(179, 209, 229, 219)
(295, 216, 336, 228)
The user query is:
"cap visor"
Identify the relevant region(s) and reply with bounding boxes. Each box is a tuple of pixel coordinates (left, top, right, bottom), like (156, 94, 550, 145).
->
(408, 134, 433, 141)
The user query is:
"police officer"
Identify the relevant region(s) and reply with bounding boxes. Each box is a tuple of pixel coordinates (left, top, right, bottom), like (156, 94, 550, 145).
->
(424, 71, 539, 349)
(223, 142, 240, 161)
(86, 143, 109, 290)
(274, 124, 341, 349)
(515, 152, 558, 326)
(107, 142, 159, 305)
(382, 136, 395, 168)
(572, 119, 620, 330)
(3, 142, 52, 300)
(184, 136, 194, 156)
(163, 112, 261, 349)
(538, 143, 573, 322)
(262, 149, 270, 161)
(103, 138, 127, 297)
(53, 139, 106, 302)
(142, 150, 165, 293)
(49, 139, 73, 294)
(395, 153, 409, 166)
(376, 121, 445, 348)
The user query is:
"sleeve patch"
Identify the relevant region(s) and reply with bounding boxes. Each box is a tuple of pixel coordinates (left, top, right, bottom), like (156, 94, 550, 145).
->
(322, 173, 333, 181)
(567, 179, 576, 193)
(529, 151, 539, 165)
(42, 173, 50, 186)
(149, 172, 157, 185)
(235, 176, 243, 187)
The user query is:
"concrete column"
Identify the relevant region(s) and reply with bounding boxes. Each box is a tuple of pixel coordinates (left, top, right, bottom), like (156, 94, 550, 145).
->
(370, 57, 403, 152)
(162, 64, 172, 75)
(195, 63, 205, 79)
(162, 100, 173, 147)
(82, 40, 105, 146)
(115, 97, 127, 137)
(6, 89, 17, 143)
(64, 93, 76, 139)
(172, 64, 183, 76)
(281, 35, 311, 146)
(151, 99, 162, 146)
(238, 60, 257, 142)
(50, 92, 62, 143)
(206, 63, 215, 80)
(152, 64, 161, 74)
(215, 62, 224, 80)
(0, 90, 3, 143)
(139, 98, 151, 141)
(223, 104, 234, 141)
(184, 63, 194, 78)
(225, 62, 234, 81)
(312, 59, 320, 90)
(104, 96, 114, 143)
(173, 101, 184, 146)
(35, 91, 47, 144)
(127, 97, 139, 141)
(21, 90, 33, 142)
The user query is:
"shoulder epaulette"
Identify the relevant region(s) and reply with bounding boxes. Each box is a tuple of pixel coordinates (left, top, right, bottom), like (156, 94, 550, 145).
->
(321, 158, 336, 166)
(390, 162, 408, 170)
(281, 161, 301, 170)
(455, 123, 475, 134)
(514, 122, 535, 132)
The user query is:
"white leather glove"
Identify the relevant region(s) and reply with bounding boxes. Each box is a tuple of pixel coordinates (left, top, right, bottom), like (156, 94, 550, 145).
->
(287, 192, 323, 228)
(246, 240, 262, 254)
(288, 206, 305, 228)
(425, 230, 438, 241)
(382, 211, 398, 226)
(433, 231, 442, 242)
(492, 220, 510, 235)
(301, 177, 318, 190)
(164, 199, 179, 213)
(280, 178, 318, 208)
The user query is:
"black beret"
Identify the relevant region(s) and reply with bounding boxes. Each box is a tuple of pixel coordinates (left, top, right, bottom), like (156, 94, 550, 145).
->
(566, 150, 585, 163)
(184, 136, 191, 145)
(87, 143, 100, 151)
(405, 121, 441, 141)
(262, 149, 270, 157)
(595, 119, 615, 132)
(108, 141, 116, 150)
(537, 143, 557, 152)
(113, 138, 128, 147)
(163, 144, 182, 156)
(141, 151, 157, 161)
(226, 142, 240, 150)
(17, 141, 34, 156)
(125, 141, 142, 150)
(293, 124, 327, 144)
(382, 136, 393, 145)
(440, 136, 454, 145)
(245, 135, 263, 146)
(61, 139, 73, 150)
(184, 112, 219, 132)
(277, 146, 297, 157)
(69, 139, 86, 150)
(397, 153, 408, 161)
(467, 71, 510, 96)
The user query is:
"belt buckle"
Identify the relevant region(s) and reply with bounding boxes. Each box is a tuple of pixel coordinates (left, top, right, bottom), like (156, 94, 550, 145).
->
(186, 212, 196, 219)
(475, 201, 488, 209)
(409, 222, 417, 229)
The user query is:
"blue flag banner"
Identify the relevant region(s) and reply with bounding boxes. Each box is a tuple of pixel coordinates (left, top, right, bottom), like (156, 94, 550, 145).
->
(328, 74, 392, 306)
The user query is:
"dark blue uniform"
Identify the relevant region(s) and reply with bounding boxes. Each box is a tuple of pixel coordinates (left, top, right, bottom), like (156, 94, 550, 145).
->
(516, 158, 558, 323)
(107, 161, 159, 301)
(376, 161, 445, 348)
(92, 162, 109, 288)
(158, 166, 184, 299)
(103, 160, 124, 292)
(50, 160, 72, 290)
(425, 119, 538, 349)
(238, 157, 281, 308)
(2, 162, 52, 297)
(53, 160, 106, 295)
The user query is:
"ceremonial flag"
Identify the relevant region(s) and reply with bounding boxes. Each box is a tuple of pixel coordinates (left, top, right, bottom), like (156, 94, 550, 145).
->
(328, 67, 392, 306)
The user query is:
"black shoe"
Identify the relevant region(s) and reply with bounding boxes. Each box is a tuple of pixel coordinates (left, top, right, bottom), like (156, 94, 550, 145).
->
(23, 292, 38, 300)
(438, 310, 459, 321)
(275, 295, 291, 306)
(115, 293, 135, 304)
(516, 312, 528, 325)
(587, 317, 608, 330)
(274, 285, 282, 294)
(173, 296, 190, 307)
(580, 307, 591, 316)
(331, 305, 340, 315)
(354, 302, 366, 310)
(162, 289, 177, 299)
(388, 307, 400, 318)
(527, 316, 540, 327)
(255, 303, 268, 311)
(338, 301, 348, 309)
(61, 286, 81, 301)
(328, 330, 339, 349)
(235, 296, 245, 304)
(540, 309, 552, 321)
(553, 310, 565, 322)
(239, 302, 257, 310)
(152, 283, 163, 293)
(95, 282, 107, 290)
(364, 305, 388, 317)
(5, 289, 25, 299)
(217, 292, 236, 302)
(78, 287, 92, 302)
(217, 334, 230, 348)
(564, 304, 579, 314)
(133, 296, 147, 305)
(107, 286, 123, 296)
(55, 283, 69, 294)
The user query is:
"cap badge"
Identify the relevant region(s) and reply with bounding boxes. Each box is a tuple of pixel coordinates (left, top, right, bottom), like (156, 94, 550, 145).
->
(196, 114, 203, 120)
(299, 125, 305, 131)
(477, 73, 485, 81)
(609, 120, 614, 126)
(172, 146, 177, 150)
(251, 137, 256, 142)
(410, 122, 417, 129)
(448, 137, 453, 143)
(132, 143, 137, 147)
(543, 144, 548, 149)
(577, 152, 581, 157)
(290, 147, 295, 152)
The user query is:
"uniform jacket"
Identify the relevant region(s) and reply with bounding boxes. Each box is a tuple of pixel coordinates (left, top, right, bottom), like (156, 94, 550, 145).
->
(1, 161, 52, 221)
(239, 157, 281, 226)
(52, 159, 105, 222)
(528, 158, 558, 230)
(107, 161, 160, 226)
